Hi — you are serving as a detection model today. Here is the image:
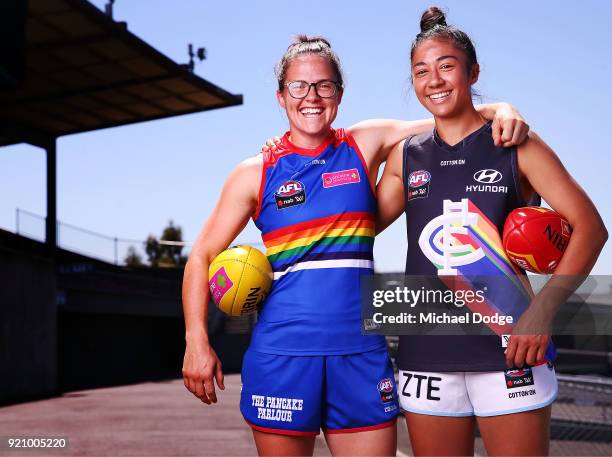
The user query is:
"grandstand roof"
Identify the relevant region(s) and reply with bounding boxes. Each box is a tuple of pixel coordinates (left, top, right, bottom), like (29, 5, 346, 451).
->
(0, 0, 243, 147)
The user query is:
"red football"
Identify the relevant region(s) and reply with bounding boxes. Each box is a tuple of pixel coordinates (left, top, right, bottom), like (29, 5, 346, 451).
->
(502, 207, 572, 274)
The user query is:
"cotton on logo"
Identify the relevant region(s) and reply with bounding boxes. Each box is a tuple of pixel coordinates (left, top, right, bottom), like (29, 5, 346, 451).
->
(473, 169, 502, 184)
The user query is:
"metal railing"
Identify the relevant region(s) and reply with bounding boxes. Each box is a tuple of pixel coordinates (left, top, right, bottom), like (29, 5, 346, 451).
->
(14, 208, 262, 265)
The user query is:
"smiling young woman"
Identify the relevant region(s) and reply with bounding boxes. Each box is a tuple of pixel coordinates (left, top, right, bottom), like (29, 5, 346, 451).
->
(375, 7, 607, 456)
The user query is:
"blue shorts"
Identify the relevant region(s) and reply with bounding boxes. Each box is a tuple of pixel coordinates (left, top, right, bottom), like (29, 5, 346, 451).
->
(240, 347, 399, 435)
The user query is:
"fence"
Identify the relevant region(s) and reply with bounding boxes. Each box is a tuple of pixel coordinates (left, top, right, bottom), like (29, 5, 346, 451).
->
(14, 208, 263, 265)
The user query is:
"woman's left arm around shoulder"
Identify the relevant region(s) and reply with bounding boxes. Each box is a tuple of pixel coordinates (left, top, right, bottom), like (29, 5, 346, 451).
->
(347, 103, 529, 173)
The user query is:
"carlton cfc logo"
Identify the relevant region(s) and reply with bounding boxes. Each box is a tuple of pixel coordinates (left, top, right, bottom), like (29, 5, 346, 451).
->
(409, 170, 431, 188)
(418, 198, 484, 275)
(276, 180, 304, 197)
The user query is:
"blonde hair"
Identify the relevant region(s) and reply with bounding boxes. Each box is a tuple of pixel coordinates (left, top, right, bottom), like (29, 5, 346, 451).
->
(275, 35, 344, 90)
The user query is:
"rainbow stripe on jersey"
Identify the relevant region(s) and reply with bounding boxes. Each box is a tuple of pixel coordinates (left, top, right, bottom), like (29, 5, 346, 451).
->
(263, 212, 375, 280)
(419, 198, 532, 336)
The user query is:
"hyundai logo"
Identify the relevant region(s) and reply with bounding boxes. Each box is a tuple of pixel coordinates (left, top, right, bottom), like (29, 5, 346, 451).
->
(473, 169, 502, 184)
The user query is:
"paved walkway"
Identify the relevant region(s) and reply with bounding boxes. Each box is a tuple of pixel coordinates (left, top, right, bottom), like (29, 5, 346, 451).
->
(0, 375, 411, 456)
(1, 375, 610, 456)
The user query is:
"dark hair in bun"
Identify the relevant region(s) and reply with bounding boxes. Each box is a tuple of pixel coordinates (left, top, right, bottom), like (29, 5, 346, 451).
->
(420, 6, 447, 32)
(275, 35, 344, 91)
(411, 6, 478, 75)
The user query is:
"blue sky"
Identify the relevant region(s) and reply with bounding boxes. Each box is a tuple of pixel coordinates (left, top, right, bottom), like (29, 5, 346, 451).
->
(1, 0, 611, 273)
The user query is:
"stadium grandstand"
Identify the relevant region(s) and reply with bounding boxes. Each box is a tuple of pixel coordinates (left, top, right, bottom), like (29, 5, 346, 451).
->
(0, 0, 248, 406)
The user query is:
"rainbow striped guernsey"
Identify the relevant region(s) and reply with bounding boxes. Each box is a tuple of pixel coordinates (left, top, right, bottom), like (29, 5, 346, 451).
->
(250, 129, 386, 355)
(264, 212, 375, 280)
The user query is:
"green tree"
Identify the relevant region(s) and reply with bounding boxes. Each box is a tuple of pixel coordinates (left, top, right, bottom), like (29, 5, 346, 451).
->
(144, 220, 187, 267)
(144, 234, 161, 267)
(124, 245, 144, 267)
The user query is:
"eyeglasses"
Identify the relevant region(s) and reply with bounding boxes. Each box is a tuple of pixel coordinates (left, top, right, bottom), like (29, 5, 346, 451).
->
(285, 80, 341, 99)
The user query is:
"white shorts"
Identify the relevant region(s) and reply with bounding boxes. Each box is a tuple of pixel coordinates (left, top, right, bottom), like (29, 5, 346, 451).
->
(398, 363, 557, 417)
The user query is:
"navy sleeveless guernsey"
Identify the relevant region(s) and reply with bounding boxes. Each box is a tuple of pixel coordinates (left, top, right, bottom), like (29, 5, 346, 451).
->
(398, 123, 555, 371)
(250, 129, 386, 355)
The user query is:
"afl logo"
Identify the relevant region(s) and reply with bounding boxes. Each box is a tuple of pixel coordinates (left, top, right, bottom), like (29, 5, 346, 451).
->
(377, 378, 394, 403)
(407, 170, 431, 201)
(506, 369, 528, 378)
(275, 180, 306, 210)
(377, 378, 393, 393)
(276, 180, 304, 197)
(473, 169, 502, 184)
(409, 170, 431, 188)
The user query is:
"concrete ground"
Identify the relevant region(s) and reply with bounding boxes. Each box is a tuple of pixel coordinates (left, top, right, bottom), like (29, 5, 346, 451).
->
(0, 375, 610, 457)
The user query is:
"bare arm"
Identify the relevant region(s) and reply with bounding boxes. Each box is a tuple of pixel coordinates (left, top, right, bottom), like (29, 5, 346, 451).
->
(505, 133, 607, 367)
(375, 140, 406, 234)
(182, 156, 261, 404)
(518, 133, 607, 275)
(348, 118, 431, 171)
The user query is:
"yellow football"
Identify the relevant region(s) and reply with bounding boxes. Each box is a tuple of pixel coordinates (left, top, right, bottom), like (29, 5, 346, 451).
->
(208, 245, 272, 316)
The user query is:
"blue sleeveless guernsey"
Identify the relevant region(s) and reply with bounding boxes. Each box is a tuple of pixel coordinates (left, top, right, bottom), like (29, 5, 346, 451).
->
(398, 123, 555, 371)
(250, 129, 386, 355)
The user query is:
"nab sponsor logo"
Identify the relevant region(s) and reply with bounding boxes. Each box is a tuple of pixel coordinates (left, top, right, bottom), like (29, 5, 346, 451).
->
(275, 180, 306, 210)
(377, 378, 394, 403)
(504, 367, 535, 389)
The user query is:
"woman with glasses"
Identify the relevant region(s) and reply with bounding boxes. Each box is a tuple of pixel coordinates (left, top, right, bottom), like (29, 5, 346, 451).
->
(181, 35, 529, 456)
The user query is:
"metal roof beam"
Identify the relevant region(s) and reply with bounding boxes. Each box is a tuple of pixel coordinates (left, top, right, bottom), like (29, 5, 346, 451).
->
(0, 120, 55, 148)
(0, 74, 183, 107)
